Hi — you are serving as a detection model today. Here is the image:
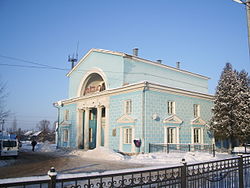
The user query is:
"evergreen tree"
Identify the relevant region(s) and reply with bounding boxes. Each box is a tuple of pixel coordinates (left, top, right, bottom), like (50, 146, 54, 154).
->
(210, 63, 240, 147)
(235, 70, 250, 144)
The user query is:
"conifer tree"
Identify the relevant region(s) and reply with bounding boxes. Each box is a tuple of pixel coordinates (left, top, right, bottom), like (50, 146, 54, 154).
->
(210, 63, 240, 148)
(235, 70, 250, 144)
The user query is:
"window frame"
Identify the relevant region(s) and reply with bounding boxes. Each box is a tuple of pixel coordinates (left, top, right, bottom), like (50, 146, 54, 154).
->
(124, 100, 132, 115)
(64, 110, 69, 121)
(193, 128, 201, 144)
(167, 101, 175, 115)
(123, 128, 132, 144)
(193, 104, 200, 118)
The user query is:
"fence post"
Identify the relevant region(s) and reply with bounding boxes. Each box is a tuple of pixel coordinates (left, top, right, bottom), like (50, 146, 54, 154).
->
(181, 159, 187, 188)
(48, 167, 57, 188)
(149, 143, 151, 153)
(238, 154, 244, 188)
(188, 144, 191, 152)
(212, 144, 215, 157)
(167, 143, 169, 153)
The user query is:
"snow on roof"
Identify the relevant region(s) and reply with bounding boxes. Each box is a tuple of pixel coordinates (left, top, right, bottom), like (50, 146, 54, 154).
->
(24, 131, 33, 136)
(32, 131, 42, 137)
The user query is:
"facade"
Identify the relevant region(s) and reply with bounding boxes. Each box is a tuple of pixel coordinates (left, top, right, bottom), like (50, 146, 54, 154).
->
(55, 48, 214, 153)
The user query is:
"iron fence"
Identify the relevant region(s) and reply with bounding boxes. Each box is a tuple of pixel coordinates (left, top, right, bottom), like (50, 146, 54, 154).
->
(149, 143, 216, 156)
(0, 155, 250, 188)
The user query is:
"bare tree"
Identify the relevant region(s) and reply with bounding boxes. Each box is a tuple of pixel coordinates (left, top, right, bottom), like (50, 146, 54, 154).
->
(37, 120, 50, 133)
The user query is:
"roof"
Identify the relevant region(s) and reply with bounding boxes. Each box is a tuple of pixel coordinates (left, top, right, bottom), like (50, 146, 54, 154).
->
(66, 48, 210, 80)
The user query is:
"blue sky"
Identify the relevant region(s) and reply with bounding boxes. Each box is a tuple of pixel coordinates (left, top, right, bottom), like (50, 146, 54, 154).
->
(0, 0, 249, 130)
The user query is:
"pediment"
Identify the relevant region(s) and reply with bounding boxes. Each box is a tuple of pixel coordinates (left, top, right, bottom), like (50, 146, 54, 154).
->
(117, 115, 136, 123)
(163, 115, 183, 124)
(191, 117, 206, 125)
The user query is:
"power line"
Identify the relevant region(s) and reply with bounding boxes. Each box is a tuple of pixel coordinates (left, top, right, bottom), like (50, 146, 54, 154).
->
(0, 55, 208, 89)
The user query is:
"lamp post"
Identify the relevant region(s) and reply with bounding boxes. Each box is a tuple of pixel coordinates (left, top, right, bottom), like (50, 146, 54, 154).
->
(233, 0, 250, 57)
(53, 101, 63, 147)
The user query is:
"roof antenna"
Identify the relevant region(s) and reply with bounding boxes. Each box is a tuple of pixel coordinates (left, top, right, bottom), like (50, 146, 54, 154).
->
(68, 41, 79, 69)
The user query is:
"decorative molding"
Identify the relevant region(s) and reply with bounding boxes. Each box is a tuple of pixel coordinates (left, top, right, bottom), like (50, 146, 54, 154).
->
(191, 117, 206, 125)
(117, 114, 136, 124)
(163, 115, 183, 124)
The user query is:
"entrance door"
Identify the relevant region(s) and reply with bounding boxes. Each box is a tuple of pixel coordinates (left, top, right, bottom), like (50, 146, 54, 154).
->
(89, 108, 97, 149)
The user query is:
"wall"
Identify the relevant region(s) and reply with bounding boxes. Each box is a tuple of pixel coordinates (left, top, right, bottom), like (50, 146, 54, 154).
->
(123, 58, 209, 94)
(144, 89, 213, 153)
(68, 51, 124, 99)
(109, 90, 143, 152)
(58, 103, 78, 148)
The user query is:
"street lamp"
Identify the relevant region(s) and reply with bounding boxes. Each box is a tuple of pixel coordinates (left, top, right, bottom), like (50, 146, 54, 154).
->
(233, 0, 250, 58)
(53, 101, 64, 147)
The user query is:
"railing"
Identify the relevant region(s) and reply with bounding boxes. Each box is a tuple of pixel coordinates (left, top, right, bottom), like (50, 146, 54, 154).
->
(0, 155, 250, 188)
(149, 143, 216, 156)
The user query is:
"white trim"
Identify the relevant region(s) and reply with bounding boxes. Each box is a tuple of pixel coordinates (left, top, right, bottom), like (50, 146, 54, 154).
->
(58, 82, 214, 106)
(117, 114, 136, 124)
(163, 115, 183, 124)
(164, 126, 179, 144)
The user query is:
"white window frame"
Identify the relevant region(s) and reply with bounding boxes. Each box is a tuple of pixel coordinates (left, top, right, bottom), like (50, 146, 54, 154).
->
(193, 104, 200, 118)
(167, 127, 175, 143)
(123, 128, 132, 144)
(167, 101, 175, 115)
(193, 128, 202, 144)
(124, 100, 132, 115)
(64, 110, 69, 121)
(164, 126, 179, 144)
(63, 129, 69, 142)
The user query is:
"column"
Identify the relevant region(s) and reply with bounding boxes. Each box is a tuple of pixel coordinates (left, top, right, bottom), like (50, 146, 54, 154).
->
(77, 109, 84, 148)
(96, 106, 102, 147)
(84, 108, 90, 150)
(104, 105, 110, 147)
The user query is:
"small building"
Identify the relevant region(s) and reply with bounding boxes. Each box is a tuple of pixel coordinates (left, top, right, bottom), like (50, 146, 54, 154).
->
(55, 48, 214, 153)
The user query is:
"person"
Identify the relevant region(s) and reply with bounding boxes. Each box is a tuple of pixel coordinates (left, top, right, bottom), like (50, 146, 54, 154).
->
(31, 139, 37, 152)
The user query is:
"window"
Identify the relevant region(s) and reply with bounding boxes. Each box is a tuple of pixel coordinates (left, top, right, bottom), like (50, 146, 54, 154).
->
(124, 128, 132, 144)
(124, 100, 132, 114)
(193, 128, 200, 143)
(167, 101, 175, 115)
(167, 128, 175, 143)
(193, 104, 200, 118)
(63, 129, 69, 142)
(64, 110, 69, 121)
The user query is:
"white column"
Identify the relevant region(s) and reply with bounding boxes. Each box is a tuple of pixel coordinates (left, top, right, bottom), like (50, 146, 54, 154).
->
(84, 108, 90, 150)
(104, 106, 110, 147)
(77, 109, 84, 148)
(96, 106, 102, 147)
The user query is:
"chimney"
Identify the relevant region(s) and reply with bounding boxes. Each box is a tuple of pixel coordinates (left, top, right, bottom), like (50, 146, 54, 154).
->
(133, 48, 138, 56)
(156, 60, 162, 64)
(176, 62, 180, 69)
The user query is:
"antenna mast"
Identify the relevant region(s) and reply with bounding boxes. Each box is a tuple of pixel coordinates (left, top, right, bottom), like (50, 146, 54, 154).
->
(68, 41, 79, 69)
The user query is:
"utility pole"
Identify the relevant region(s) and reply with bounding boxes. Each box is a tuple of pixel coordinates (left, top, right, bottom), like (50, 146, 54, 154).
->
(233, 0, 250, 58)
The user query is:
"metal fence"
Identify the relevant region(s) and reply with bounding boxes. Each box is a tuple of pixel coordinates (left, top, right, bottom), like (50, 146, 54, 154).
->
(0, 155, 250, 188)
(149, 143, 216, 156)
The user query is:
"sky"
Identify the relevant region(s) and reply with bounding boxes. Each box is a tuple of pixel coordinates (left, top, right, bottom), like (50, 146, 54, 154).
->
(0, 0, 249, 130)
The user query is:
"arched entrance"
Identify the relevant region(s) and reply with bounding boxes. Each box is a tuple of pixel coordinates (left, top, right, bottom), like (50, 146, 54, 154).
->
(79, 73, 107, 150)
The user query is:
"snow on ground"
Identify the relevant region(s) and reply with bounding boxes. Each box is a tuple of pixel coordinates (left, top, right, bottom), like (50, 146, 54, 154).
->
(69, 146, 233, 166)
(233, 146, 250, 153)
(69, 147, 125, 161)
(0, 142, 240, 169)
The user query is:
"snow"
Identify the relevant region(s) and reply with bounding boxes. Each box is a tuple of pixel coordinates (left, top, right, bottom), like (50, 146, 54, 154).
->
(0, 143, 234, 170)
(69, 146, 232, 166)
(233, 146, 250, 153)
(69, 147, 125, 161)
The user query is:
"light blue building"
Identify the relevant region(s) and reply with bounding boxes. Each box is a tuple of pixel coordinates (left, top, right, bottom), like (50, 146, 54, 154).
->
(55, 48, 214, 153)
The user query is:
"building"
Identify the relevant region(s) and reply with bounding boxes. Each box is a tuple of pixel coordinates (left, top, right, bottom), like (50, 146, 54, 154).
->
(55, 48, 214, 153)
